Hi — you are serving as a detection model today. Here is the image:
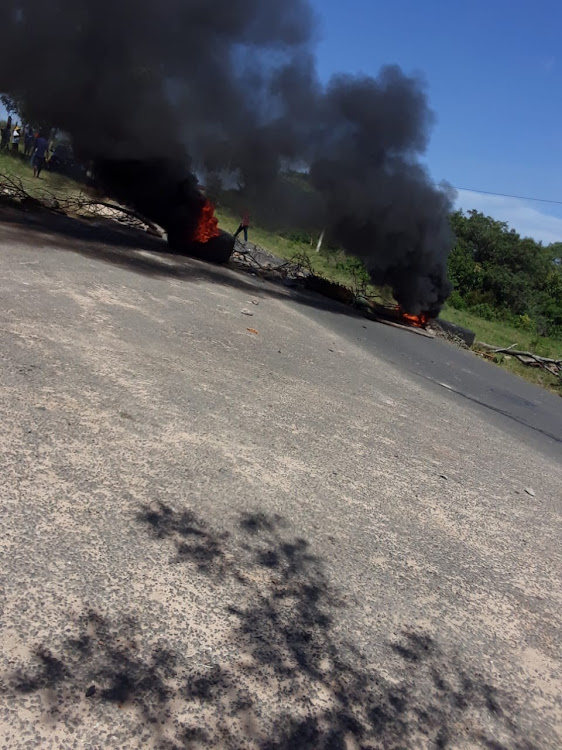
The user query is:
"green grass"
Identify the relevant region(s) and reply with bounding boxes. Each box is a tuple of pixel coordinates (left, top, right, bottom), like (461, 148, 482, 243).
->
(441, 305, 561, 395)
(215, 206, 394, 302)
(440, 305, 561, 359)
(0, 150, 84, 199)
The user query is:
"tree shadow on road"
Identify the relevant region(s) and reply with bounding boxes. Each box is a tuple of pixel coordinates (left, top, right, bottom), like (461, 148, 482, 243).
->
(4, 503, 540, 749)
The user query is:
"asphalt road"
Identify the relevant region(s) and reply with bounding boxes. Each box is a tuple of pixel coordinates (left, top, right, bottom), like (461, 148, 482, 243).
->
(0, 208, 561, 749)
(302, 302, 562, 462)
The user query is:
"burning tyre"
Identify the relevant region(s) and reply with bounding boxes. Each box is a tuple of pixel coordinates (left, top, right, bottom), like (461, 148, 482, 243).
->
(166, 197, 234, 264)
(167, 228, 235, 264)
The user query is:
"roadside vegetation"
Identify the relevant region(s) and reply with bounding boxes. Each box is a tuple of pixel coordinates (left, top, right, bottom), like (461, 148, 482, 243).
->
(448, 210, 562, 341)
(440, 305, 561, 394)
(216, 205, 395, 303)
(0, 145, 559, 394)
(0, 150, 83, 198)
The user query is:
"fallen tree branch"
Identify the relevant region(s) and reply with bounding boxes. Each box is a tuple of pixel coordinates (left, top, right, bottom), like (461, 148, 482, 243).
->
(0, 172, 162, 234)
(70, 197, 162, 234)
(475, 341, 562, 379)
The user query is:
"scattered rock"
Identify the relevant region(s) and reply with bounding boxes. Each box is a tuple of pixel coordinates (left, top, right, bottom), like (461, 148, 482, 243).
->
(251, 299, 260, 306)
(85, 685, 96, 698)
(431, 319, 476, 348)
(439, 474, 448, 480)
(525, 487, 536, 498)
(241, 309, 254, 317)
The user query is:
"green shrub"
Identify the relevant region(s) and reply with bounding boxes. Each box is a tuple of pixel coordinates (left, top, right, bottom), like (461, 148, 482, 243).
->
(468, 303, 497, 321)
(515, 314, 536, 332)
(447, 290, 466, 310)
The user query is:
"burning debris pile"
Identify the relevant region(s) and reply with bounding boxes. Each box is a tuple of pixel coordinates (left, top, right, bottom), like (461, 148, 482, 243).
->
(400, 310, 430, 328)
(0, 0, 455, 314)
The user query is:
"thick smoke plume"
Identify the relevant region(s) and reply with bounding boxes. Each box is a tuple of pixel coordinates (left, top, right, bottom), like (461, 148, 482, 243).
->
(0, 0, 454, 313)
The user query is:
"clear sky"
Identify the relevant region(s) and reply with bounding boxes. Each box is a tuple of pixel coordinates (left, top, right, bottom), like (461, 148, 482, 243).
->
(309, 0, 562, 244)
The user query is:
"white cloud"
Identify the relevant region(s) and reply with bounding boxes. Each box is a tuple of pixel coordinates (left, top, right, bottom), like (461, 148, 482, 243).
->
(455, 190, 562, 245)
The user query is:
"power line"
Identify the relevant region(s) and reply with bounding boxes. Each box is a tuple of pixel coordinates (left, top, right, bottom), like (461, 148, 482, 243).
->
(450, 185, 562, 206)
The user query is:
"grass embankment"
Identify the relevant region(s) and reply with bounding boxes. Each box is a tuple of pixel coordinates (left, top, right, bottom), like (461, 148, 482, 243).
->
(441, 305, 561, 395)
(216, 206, 394, 303)
(0, 156, 559, 394)
(0, 150, 84, 200)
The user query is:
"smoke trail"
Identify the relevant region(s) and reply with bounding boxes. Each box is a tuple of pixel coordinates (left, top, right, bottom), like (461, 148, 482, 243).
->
(0, 0, 454, 313)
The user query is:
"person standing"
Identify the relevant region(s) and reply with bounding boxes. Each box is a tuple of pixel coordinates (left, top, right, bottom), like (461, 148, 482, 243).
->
(12, 125, 21, 153)
(0, 115, 12, 150)
(23, 124, 34, 156)
(31, 132, 49, 178)
(234, 209, 250, 243)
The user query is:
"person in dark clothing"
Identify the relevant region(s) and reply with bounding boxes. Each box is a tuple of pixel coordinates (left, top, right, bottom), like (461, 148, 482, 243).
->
(234, 210, 250, 243)
(23, 125, 34, 156)
(31, 133, 49, 177)
(0, 116, 12, 150)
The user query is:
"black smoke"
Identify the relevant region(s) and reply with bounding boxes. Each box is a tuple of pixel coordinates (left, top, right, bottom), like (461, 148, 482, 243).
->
(0, 0, 454, 313)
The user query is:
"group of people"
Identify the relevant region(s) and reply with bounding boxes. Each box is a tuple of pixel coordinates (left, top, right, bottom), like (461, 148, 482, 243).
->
(0, 115, 50, 177)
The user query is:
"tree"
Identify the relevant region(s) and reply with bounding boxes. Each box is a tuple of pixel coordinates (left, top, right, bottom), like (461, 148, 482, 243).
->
(448, 210, 562, 337)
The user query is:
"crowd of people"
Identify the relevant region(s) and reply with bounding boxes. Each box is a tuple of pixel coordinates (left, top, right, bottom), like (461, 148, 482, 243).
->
(0, 115, 50, 177)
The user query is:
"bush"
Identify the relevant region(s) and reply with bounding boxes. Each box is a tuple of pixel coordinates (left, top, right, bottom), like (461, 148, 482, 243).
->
(464, 289, 496, 308)
(468, 303, 497, 321)
(447, 290, 466, 310)
(515, 314, 536, 332)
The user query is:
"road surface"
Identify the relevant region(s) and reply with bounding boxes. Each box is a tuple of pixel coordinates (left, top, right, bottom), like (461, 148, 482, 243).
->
(1, 208, 561, 749)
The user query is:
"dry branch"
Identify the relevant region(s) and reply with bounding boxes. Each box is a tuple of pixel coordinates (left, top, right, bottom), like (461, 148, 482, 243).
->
(475, 341, 562, 379)
(0, 171, 161, 235)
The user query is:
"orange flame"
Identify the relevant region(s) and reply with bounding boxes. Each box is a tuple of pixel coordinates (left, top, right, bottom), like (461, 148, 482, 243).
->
(399, 309, 429, 328)
(193, 199, 220, 243)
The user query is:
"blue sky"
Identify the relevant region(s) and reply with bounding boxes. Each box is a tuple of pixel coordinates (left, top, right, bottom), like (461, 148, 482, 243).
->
(309, 0, 562, 244)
